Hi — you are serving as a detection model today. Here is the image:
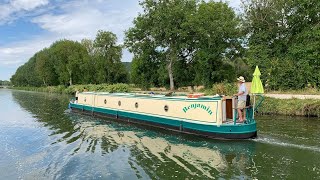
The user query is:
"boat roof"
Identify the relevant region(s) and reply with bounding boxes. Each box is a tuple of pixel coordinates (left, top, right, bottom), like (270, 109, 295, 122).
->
(79, 92, 223, 100)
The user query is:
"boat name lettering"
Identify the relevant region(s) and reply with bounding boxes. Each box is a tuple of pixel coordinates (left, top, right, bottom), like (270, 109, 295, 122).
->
(182, 104, 212, 115)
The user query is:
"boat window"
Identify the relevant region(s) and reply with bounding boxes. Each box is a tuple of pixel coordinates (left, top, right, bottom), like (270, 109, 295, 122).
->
(164, 105, 169, 112)
(104, 99, 107, 104)
(118, 101, 121, 106)
(135, 102, 138, 108)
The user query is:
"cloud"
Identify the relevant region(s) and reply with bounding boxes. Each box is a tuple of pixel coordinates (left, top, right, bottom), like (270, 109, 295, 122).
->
(11, 0, 49, 11)
(31, 0, 140, 42)
(0, 0, 141, 80)
(0, 36, 54, 66)
(0, 0, 49, 24)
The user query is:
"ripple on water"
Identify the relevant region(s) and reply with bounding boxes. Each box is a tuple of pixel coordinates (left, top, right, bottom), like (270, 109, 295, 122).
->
(252, 135, 320, 152)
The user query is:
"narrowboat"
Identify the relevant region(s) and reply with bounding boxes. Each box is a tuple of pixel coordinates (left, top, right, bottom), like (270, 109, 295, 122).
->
(69, 92, 259, 139)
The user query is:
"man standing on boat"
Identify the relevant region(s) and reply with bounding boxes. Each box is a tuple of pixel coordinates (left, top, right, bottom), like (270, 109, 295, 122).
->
(234, 76, 248, 123)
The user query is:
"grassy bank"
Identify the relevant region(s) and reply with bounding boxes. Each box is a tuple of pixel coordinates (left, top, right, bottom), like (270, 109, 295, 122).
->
(266, 88, 320, 95)
(259, 97, 320, 117)
(10, 83, 131, 94)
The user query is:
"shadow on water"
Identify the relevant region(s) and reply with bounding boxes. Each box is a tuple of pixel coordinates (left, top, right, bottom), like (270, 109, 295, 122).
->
(7, 90, 320, 179)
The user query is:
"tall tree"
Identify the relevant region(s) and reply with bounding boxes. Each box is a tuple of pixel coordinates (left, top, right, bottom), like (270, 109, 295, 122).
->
(50, 40, 90, 86)
(126, 0, 197, 90)
(94, 30, 128, 84)
(35, 48, 59, 86)
(126, 0, 241, 89)
(189, 1, 241, 86)
(11, 56, 42, 87)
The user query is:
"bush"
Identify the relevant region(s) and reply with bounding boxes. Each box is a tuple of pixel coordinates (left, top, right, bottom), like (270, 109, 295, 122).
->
(106, 83, 130, 93)
(202, 82, 237, 96)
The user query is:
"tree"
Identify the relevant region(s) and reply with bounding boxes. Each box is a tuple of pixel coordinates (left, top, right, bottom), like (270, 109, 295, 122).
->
(11, 30, 130, 87)
(11, 55, 42, 87)
(189, 1, 241, 86)
(35, 48, 59, 86)
(50, 40, 90, 86)
(0, 80, 11, 86)
(242, 0, 320, 89)
(126, 0, 242, 89)
(93, 30, 128, 84)
(126, 0, 197, 90)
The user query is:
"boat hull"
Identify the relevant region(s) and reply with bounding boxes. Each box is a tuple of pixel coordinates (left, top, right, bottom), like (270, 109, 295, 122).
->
(70, 103, 257, 139)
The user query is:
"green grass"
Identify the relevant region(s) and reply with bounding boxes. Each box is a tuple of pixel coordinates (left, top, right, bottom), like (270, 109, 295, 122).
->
(259, 97, 320, 117)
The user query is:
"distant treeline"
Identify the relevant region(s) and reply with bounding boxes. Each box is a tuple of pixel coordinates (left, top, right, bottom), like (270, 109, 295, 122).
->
(11, 0, 320, 90)
(11, 30, 128, 87)
(0, 80, 11, 86)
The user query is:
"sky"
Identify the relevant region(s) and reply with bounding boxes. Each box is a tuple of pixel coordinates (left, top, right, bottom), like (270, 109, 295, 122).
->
(0, 0, 241, 81)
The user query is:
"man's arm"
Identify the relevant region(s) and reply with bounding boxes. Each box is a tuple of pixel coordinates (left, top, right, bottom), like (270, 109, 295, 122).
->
(234, 91, 244, 96)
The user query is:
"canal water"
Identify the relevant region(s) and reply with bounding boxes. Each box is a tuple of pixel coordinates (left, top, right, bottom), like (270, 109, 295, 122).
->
(0, 89, 319, 179)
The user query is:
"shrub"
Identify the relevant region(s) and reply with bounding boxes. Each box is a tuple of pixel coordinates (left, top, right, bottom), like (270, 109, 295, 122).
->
(205, 82, 237, 96)
(106, 83, 130, 93)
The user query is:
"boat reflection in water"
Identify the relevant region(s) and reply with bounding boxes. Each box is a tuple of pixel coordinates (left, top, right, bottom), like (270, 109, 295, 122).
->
(12, 91, 257, 179)
(66, 113, 257, 179)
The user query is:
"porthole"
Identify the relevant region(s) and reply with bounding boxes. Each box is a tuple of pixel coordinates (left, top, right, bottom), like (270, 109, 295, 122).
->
(135, 102, 138, 108)
(84, 97, 86, 102)
(118, 101, 121, 106)
(104, 99, 107, 104)
(164, 105, 169, 112)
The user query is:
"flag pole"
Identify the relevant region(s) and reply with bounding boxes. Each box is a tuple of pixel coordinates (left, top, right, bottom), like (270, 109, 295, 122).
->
(253, 94, 256, 119)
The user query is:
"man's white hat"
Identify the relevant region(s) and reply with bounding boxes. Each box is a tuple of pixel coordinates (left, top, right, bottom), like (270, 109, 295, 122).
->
(237, 76, 245, 82)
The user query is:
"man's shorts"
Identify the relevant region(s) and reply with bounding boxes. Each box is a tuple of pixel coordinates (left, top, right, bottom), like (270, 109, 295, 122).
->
(237, 100, 246, 109)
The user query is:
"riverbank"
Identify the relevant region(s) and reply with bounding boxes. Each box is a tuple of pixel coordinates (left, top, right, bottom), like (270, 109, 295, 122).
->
(10, 84, 131, 94)
(259, 97, 320, 117)
(8, 85, 320, 117)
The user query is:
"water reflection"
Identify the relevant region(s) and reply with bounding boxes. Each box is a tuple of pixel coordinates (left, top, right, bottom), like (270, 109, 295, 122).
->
(11, 90, 257, 179)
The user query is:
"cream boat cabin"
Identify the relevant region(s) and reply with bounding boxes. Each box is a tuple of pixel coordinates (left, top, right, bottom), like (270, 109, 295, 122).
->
(69, 92, 257, 139)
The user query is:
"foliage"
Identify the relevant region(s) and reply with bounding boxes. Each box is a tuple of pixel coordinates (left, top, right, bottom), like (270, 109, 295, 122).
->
(11, 31, 129, 87)
(11, 56, 42, 86)
(201, 82, 238, 96)
(35, 48, 59, 86)
(50, 40, 90, 86)
(0, 80, 11, 86)
(242, 0, 320, 90)
(122, 62, 132, 73)
(125, 0, 242, 90)
(10, 0, 320, 92)
(10, 83, 131, 94)
(93, 30, 128, 84)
